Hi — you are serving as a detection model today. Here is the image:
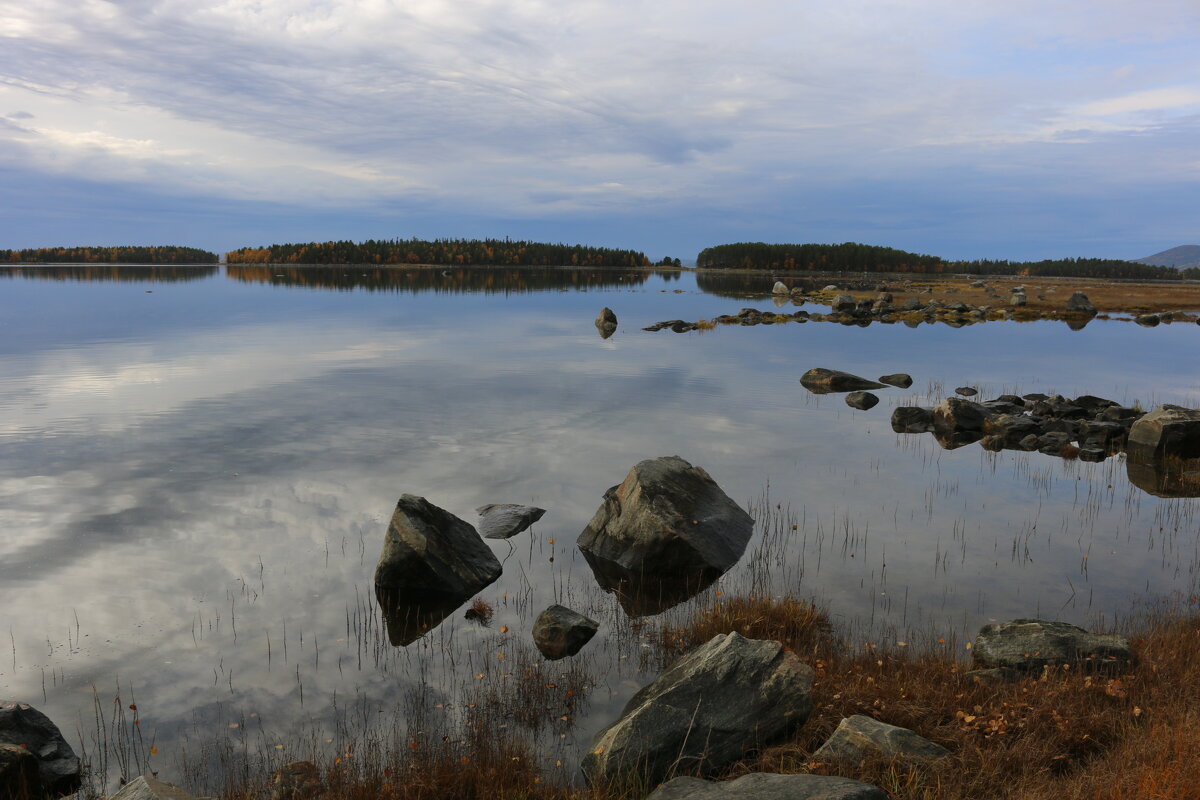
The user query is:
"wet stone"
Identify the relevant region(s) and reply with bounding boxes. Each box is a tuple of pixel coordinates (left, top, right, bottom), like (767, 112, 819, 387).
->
(845, 391, 879, 411)
(532, 604, 599, 660)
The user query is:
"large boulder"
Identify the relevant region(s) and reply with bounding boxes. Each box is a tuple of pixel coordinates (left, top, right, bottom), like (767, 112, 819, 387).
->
(375, 495, 501, 596)
(577, 456, 753, 584)
(0, 702, 80, 797)
(646, 773, 888, 800)
(772, 281, 790, 295)
(111, 776, 199, 800)
(800, 369, 886, 394)
(933, 397, 992, 433)
(475, 503, 546, 540)
(1126, 405, 1200, 463)
(532, 605, 599, 660)
(813, 715, 948, 763)
(973, 619, 1132, 672)
(581, 633, 814, 786)
(1065, 292, 1097, 315)
(374, 495, 501, 644)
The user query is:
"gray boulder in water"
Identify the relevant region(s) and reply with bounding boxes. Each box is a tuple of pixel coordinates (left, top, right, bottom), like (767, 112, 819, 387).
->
(772, 281, 790, 295)
(532, 604, 599, 660)
(374, 495, 501, 598)
(596, 307, 618, 327)
(646, 773, 888, 800)
(973, 619, 1132, 672)
(475, 503, 546, 539)
(577, 456, 752, 581)
(1126, 405, 1200, 463)
(581, 633, 814, 786)
(0, 701, 80, 797)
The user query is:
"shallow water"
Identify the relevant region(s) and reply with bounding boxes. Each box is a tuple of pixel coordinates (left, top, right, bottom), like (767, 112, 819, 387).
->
(1, 265, 1198, 790)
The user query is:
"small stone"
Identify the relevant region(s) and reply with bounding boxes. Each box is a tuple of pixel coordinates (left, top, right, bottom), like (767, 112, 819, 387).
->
(814, 715, 949, 763)
(954, 386, 978, 397)
(878, 373, 913, 388)
(845, 391, 879, 411)
(476, 504, 546, 540)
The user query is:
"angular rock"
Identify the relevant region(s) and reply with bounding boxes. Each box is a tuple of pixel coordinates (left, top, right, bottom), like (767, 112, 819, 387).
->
(982, 414, 1040, 444)
(878, 373, 913, 388)
(596, 307, 618, 328)
(111, 776, 200, 800)
(1073, 395, 1117, 412)
(1126, 405, 1200, 463)
(973, 619, 1133, 672)
(845, 392, 879, 411)
(800, 368, 886, 394)
(772, 281, 789, 295)
(933, 397, 991, 433)
(1065, 292, 1097, 315)
(532, 604, 599, 660)
(375, 495, 501, 597)
(0, 702, 80, 797)
(993, 394, 1025, 406)
(271, 762, 322, 800)
(582, 633, 814, 786)
(813, 715, 949, 763)
(891, 406, 933, 433)
(646, 773, 888, 800)
(0, 743, 40, 800)
(578, 456, 752, 586)
(475, 503, 546, 540)
(1077, 420, 1126, 450)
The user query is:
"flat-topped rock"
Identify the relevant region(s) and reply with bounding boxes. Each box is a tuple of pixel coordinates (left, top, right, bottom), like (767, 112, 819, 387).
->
(800, 368, 886, 394)
(1126, 405, 1200, 463)
(475, 503, 546, 539)
(813, 715, 949, 763)
(973, 619, 1132, 672)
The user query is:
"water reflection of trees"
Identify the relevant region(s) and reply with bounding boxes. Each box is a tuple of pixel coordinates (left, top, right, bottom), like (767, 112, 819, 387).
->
(0, 265, 219, 282)
(227, 265, 653, 294)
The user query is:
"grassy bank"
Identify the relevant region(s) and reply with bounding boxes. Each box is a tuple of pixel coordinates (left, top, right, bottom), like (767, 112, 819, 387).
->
(187, 594, 1200, 800)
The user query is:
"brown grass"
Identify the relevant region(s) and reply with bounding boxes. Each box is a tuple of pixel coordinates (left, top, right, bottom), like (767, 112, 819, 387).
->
(206, 596, 1200, 800)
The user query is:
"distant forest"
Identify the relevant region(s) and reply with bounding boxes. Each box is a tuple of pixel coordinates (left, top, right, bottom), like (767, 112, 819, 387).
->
(226, 238, 651, 267)
(697, 242, 1200, 280)
(1, 246, 218, 264)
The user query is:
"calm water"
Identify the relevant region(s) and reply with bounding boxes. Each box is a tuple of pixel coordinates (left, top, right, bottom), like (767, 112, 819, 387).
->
(1, 265, 1198, 790)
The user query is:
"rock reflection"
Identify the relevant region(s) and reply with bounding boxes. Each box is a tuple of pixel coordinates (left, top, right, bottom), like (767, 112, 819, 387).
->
(579, 550, 723, 617)
(375, 586, 466, 646)
(1126, 458, 1200, 498)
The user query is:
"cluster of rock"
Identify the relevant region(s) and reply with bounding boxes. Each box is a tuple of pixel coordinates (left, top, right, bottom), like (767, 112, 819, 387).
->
(892, 392, 1144, 462)
(374, 455, 754, 654)
(799, 368, 911, 412)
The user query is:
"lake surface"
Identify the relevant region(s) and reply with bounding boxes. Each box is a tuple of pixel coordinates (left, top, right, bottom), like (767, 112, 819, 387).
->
(1, 265, 1198, 791)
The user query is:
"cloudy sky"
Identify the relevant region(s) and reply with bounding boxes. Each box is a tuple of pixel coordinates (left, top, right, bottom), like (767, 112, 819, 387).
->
(1, 0, 1198, 261)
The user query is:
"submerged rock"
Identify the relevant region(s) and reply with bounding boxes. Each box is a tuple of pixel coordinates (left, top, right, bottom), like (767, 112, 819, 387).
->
(973, 619, 1133, 672)
(0, 702, 80, 797)
(582, 633, 814, 786)
(577, 456, 753, 589)
(813, 715, 949, 763)
(800, 368, 886, 394)
(532, 605, 599, 660)
(891, 406, 934, 433)
(475, 503, 546, 540)
(646, 773, 888, 800)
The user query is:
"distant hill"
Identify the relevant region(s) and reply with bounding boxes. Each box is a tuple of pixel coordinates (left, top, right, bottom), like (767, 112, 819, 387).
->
(1134, 245, 1200, 269)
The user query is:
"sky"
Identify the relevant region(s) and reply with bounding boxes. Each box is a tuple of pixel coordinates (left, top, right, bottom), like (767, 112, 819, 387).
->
(1, 0, 1198, 262)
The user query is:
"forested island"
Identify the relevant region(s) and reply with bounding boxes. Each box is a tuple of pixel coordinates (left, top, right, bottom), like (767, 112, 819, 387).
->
(1, 246, 218, 264)
(226, 238, 651, 267)
(697, 242, 1200, 280)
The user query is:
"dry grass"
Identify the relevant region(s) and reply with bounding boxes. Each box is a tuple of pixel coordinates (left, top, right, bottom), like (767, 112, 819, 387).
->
(201, 596, 1200, 800)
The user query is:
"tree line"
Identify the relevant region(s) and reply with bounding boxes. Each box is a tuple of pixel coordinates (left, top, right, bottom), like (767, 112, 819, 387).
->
(696, 241, 1199, 280)
(1, 246, 218, 264)
(226, 238, 651, 267)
